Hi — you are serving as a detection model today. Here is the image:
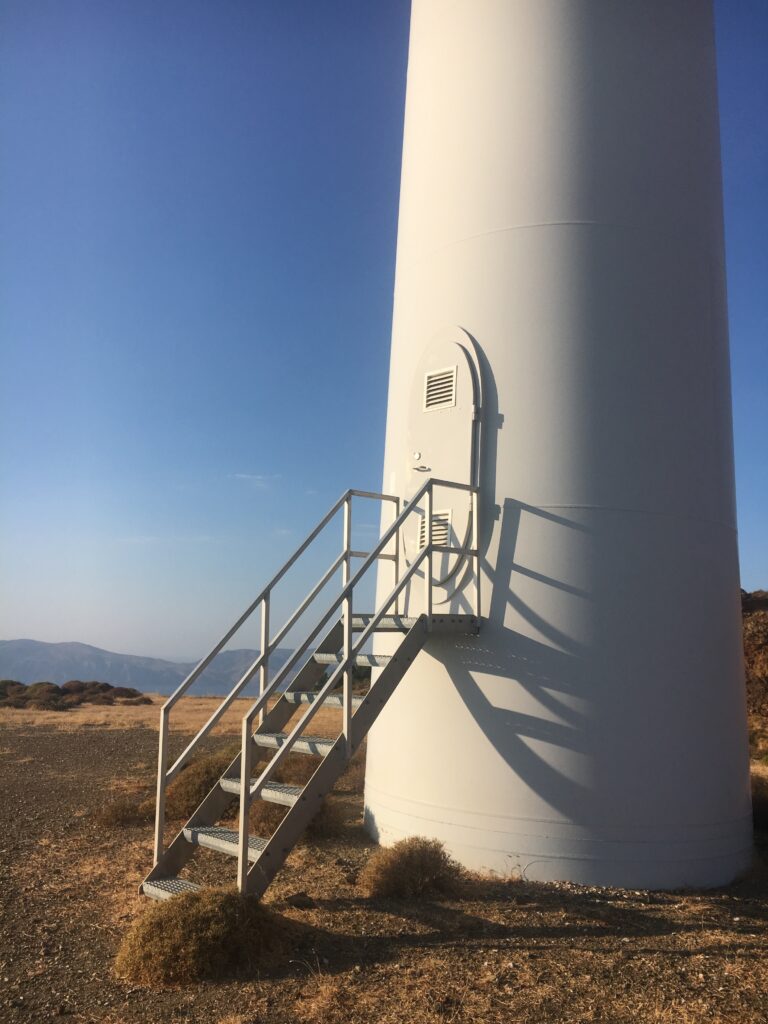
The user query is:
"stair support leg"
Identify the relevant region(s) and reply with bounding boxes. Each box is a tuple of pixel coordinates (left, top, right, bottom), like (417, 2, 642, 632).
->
(237, 714, 254, 892)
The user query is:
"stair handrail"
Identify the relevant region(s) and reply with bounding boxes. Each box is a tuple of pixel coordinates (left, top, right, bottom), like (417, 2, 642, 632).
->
(153, 486, 400, 862)
(234, 476, 480, 889)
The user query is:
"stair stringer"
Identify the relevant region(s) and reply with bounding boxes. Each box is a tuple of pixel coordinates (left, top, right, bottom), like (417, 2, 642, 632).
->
(143, 620, 344, 886)
(244, 616, 429, 897)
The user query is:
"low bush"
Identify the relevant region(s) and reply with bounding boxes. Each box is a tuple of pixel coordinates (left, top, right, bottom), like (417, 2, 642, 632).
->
(121, 695, 153, 706)
(249, 799, 288, 836)
(272, 752, 321, 787)
(753, 769, 768, 832)
(114, 888, 293, 984)
(96, 795, 154, 827)
(165, 745, 239, 819)
(0, 697, 27, 709)
(85, 693, 114, 706)
(359, 837, 464, 899)
(26, 681, 63, 699)
(337, 745, 366, 795)
(304, 796, 346, 841)
(0, 678, 151, 711)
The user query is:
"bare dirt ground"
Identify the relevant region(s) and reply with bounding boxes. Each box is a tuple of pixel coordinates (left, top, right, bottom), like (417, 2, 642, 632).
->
(2, 701, 768, 1024)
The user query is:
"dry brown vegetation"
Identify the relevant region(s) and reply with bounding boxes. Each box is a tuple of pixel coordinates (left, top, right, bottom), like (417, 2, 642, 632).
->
(0, 678, 152, 712)
(359, 837, 464, 899)
(95, 794, 155, 828)
(743, 589, 768, 718)
(115, 888, 294, 985)
(165, 744, 239, 819)
(3, 594, 768, 1021)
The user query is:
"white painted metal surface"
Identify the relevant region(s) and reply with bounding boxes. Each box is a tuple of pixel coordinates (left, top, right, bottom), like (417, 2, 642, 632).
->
(366, 0, 751, 888)
(146, 477, 480, 899)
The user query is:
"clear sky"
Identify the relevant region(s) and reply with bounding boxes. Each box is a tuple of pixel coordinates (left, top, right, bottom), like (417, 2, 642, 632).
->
(1, 1, 765, 661)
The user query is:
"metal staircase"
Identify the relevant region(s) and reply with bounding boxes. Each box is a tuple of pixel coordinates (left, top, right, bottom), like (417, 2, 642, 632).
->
(142, 478, 480, 900)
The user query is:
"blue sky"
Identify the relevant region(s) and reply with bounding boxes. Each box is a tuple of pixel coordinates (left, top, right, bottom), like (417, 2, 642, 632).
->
(0, 1, 765, 660)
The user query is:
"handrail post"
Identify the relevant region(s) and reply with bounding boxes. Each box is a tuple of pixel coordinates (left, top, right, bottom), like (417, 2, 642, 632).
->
(237, 711, 254, 892)
(393, 497, 401, 615)
(342, 495, 352, 587)
(342, 494, 353, 756)
(259, 596, 269, 727)
(343, 591, 353, 759)
(154, 706, 169, 863)
(472, 488, 481, 619)
(424, 484, 433, 628)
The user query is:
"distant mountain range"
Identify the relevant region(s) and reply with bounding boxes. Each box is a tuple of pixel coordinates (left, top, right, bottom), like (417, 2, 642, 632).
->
(0, 639, 293, 696)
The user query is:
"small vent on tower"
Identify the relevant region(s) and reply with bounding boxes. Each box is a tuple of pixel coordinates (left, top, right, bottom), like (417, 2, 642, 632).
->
(424, 366, 457, 411)
(419, 510, 451, 549)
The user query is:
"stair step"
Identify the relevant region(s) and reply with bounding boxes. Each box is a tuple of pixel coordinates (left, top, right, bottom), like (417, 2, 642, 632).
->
(220, 778, 303, 806)
(313, 652, 391, 667)
(283, 691, 364, 709)
(352, 614, 417, 632)
(183, 825, 267, 861)
(253, 732, 335, 756)
(142, 877, 200, 901)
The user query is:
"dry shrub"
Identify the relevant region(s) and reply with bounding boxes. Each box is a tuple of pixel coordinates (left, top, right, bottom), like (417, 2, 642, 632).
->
(27, 698, 68, 712)
(249, 799, 287, 835)
(111, 686, 142, 699)
(304, 796, 346, 841)
(121, 695, 153, 706)
(114, 888, 293, 984)
(0, 697, 27, 709)
(743, 593, 768, 717)
(61, 680, 86, 694)
(272, 752, 320, 786)
(0, 680, 24, 698)
(165, 745, 238, 819)
(26, 681, 63, 700)
(753, 768, 768, 832)
(95, 794, 154, 827)
(337, 745, 365, 795)
(86, 693, 114, 706)
(359, 837, 463, 899)
(248, 794, 345, 842)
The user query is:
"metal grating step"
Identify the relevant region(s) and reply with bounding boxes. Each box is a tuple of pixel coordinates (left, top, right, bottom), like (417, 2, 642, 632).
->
(253, 732, 335, 756)
(142, 877, 200, 901)
(313, 652, 391, 667)
(183, 825, 267, 862)
(220, 778, 303, 806)
(352, 614, 417, 632)
(283, 691, 364, 709)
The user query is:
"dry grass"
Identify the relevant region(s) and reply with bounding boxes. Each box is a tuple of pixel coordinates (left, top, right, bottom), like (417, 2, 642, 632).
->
(753, 762, 768, 830)
(246, 793, 347, 842)
(95, 794, 154, 827)
(165, 745, 239, 819)
(271, 751, 321, 786)
(0, 694, 345, 736)
(304, 796, 347, 840)
(359, 837, 464, 899)
(114, 888, 295, 985)
(743, 592, 768, 719)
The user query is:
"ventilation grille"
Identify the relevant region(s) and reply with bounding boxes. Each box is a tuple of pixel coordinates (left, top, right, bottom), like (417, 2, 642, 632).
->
(424, 366, 457, 411)
(419, 510, 451, 549)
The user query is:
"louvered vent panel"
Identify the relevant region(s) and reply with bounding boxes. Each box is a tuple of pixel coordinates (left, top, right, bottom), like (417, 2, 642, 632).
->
(419, 510, 451, 549)
(424, 366, 457, 410)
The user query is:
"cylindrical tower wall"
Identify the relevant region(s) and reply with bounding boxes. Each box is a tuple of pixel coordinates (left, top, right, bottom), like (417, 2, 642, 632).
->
(365, 0, 751, 888)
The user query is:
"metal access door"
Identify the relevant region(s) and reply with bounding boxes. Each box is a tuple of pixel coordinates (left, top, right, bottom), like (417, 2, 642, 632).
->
(402, 327, 482, 604)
